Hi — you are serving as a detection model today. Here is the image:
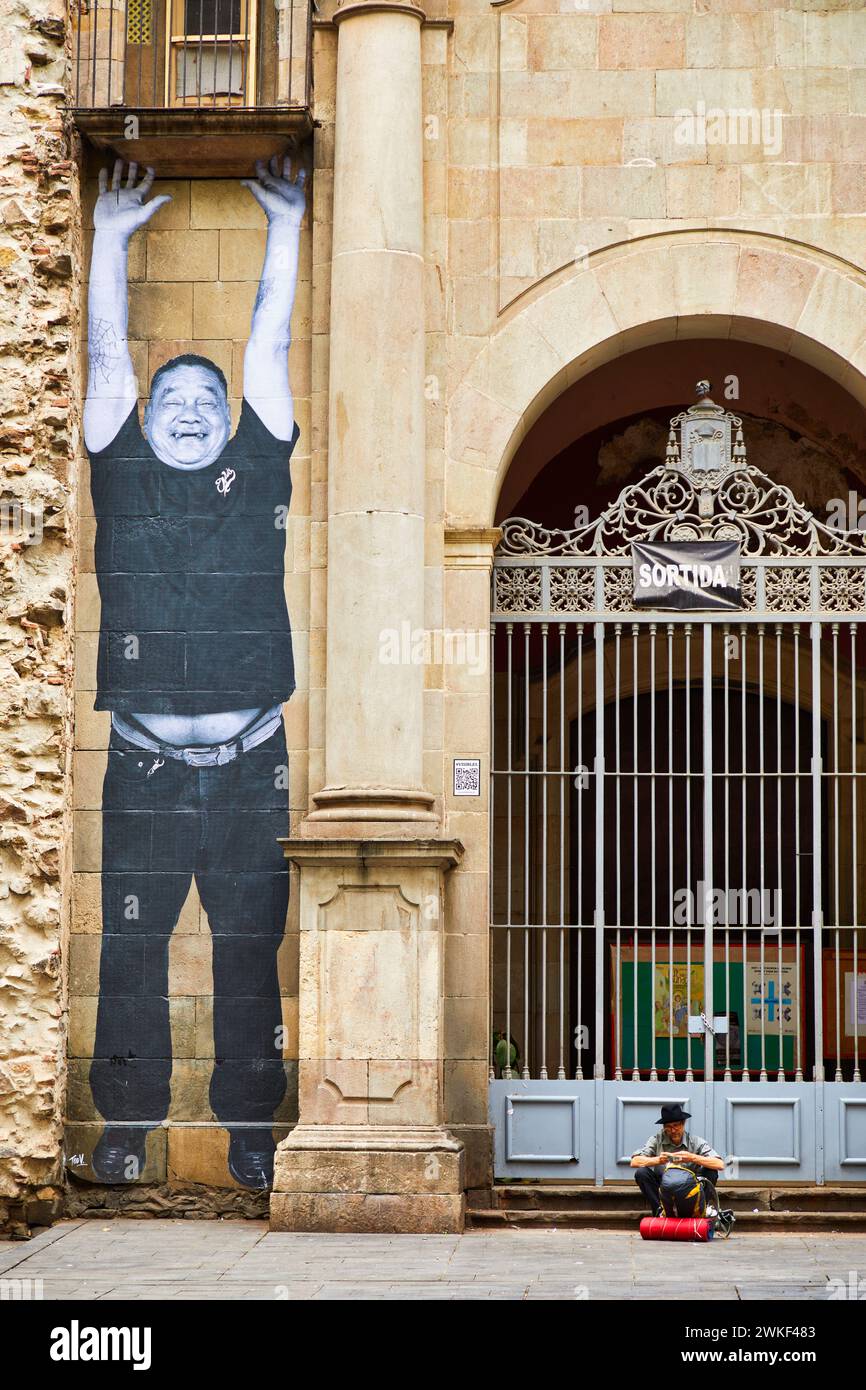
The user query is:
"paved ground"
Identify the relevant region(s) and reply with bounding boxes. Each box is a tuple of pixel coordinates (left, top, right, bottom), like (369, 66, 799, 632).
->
(1, 1220, 864, 1299)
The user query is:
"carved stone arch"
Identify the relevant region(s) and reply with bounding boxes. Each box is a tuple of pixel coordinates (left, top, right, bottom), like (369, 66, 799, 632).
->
(444, 231, 866, 528)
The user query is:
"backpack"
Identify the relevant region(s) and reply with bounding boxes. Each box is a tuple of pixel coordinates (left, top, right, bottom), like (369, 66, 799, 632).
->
(659, 1162, 707, 1218)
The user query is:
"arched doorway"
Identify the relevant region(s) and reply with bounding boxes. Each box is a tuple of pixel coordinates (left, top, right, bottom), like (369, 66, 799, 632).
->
(488, 377, 866, 1184)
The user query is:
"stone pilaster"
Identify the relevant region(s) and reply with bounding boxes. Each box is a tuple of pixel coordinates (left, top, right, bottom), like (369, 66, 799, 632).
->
(270, 840, 466, 1233)
(306, 0, 433, 835)
(269, 0, 469, 1232)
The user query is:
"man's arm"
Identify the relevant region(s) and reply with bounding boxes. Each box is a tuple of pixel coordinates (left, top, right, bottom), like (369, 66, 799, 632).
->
(240, 156, 305, 441)
(84, 162, 172, 453)
(630, 1136, 664, 1168)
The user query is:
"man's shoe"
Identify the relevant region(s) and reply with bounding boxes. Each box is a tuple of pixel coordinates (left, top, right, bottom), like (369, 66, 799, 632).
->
(90, 1127, 149, 1183)
(227, 1128, 276, 1190)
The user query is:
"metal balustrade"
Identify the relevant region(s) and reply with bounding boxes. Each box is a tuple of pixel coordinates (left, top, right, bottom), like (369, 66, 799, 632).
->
(70, 0, 312, 110)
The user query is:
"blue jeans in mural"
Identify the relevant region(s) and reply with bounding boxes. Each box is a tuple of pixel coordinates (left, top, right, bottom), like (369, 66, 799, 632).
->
(89, 724, 289, 1127)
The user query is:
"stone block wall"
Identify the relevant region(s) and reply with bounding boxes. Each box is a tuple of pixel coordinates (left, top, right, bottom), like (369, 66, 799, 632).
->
(0, 0, 79, 1230)
(438, 3, 866, 313)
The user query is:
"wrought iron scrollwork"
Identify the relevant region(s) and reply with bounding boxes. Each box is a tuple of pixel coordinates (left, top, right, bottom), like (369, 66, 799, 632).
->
(498, 463, 866, 560)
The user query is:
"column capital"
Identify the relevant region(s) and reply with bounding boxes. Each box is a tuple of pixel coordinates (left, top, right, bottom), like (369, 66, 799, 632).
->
(333, 0, 426, 25)
(444, 526, 503, 571)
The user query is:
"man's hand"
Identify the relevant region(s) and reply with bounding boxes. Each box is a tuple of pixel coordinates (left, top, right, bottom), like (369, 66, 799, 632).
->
(94, 161, 172, 241)
(241, 156, 306, 226)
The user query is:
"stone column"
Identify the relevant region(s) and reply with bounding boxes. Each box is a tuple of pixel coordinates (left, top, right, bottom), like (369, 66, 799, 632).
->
(308, 0, 434, 831)
(270, 0, 467, 1233)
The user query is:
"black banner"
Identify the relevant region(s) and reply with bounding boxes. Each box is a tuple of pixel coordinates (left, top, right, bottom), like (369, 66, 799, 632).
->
(632, 540, 742, 612)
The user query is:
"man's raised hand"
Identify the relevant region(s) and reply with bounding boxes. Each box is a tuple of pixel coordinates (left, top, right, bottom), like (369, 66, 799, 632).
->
(93, 161, 172, 240)
(241, 156, 306, 226)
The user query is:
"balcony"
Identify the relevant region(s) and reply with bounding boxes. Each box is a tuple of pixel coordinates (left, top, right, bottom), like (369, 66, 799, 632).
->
(69, 0, 313, 176)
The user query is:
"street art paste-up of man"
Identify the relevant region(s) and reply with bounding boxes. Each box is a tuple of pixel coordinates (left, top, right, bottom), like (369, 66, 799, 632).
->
(83, 158, 305, 1188)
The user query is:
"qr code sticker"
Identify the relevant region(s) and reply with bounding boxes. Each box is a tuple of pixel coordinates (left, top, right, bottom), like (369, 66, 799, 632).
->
(453, 758, 481, 796)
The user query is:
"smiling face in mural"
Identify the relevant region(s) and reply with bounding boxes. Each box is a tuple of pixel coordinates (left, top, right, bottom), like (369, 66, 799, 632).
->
(144, 362, 232, 470)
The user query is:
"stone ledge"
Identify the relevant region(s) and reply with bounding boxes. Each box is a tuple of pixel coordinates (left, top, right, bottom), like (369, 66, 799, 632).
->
(278, 1124, 464, 1151)
(270, 1191, 465, 1234)
(273, 1147, 463, 1195)
(279, 837, 464, 868)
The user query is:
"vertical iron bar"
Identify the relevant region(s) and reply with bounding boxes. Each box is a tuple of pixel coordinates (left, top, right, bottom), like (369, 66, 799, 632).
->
(759, 623, 767, 1079)
(576, 624, 584, 1079)
(724, 622, 732, 1080)
(776, 624, 784, 1080)
(812, 620, 825, 1082)
(523, 621, 530, 1079)
(685, 623, 693, 1082)
(615, 623, 622, 1079)
(107, 0, 115, 106)
(505, 623, 513, 1078)
(853, 622, 861, 1082)
(832, 623, 842, 1080)
(632, 623, 640, 1080)
(75, 0, 84, 104)
(702, 623, 714, 1084)
(794, 625, 803, 1079)
(91, 0, 99, 105)
(741, 624, 750, 1080)
(558, 623, 566, 1079)
(594, 619, 605, 1080)
(667, 622, 675, 1081)
(134, 0, 143, 103)
(489, 620, 495, 1082)
(541, 623, 548, 1079)
(650, 622, 657, 1081)
(152, 0, 159, 106)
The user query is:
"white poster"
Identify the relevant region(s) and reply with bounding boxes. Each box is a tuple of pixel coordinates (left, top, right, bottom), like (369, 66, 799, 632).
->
(844, 972, 866, 1036)
(746, 961, 798, 1035)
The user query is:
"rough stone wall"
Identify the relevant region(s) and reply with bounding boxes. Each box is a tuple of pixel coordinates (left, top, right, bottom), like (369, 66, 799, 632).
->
(0, 0, 79, 1230)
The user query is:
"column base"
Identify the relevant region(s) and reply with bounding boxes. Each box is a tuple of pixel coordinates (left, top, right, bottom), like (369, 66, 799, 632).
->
(269, 1126, 466, 1234)
(305, 785, 438, 833)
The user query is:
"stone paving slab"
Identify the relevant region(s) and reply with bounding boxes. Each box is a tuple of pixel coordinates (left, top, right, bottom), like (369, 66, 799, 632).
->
(1, 1220, 864, 1300)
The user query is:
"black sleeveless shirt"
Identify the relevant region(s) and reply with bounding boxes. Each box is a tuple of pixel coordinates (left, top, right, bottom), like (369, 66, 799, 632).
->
(88, 399, 298, 715)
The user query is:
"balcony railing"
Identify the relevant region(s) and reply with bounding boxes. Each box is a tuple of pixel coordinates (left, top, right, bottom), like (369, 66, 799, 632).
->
(70, 0, 311, 110)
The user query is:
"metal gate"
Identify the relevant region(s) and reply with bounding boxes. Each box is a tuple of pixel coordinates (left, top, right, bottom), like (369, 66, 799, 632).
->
(489, 384, 866, 1183)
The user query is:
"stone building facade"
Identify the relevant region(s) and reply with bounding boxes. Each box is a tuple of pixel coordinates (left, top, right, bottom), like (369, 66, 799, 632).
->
(1, 0, 866, 1233)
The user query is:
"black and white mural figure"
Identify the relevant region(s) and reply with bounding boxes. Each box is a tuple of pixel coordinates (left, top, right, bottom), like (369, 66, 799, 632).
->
(84, 158, 305, 1188)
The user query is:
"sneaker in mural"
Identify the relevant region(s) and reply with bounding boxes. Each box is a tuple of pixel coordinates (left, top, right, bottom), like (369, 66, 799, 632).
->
(227, 1128, 276, 1190)
(90, 1126, 149, 1183)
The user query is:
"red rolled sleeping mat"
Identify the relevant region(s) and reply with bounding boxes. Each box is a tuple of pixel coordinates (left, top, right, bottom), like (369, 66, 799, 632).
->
(639, 1215, 715, 1241)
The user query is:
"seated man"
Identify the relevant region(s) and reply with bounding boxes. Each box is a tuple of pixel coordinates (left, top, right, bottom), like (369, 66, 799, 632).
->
(630, 1104, 725, 1216)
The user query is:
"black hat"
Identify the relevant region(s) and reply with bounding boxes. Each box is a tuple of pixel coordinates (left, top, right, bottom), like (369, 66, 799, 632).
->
(656, 1104, 691, 1126)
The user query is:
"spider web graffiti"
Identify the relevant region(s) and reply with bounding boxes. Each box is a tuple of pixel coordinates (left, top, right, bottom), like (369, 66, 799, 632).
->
(88, 318, 121, 385)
